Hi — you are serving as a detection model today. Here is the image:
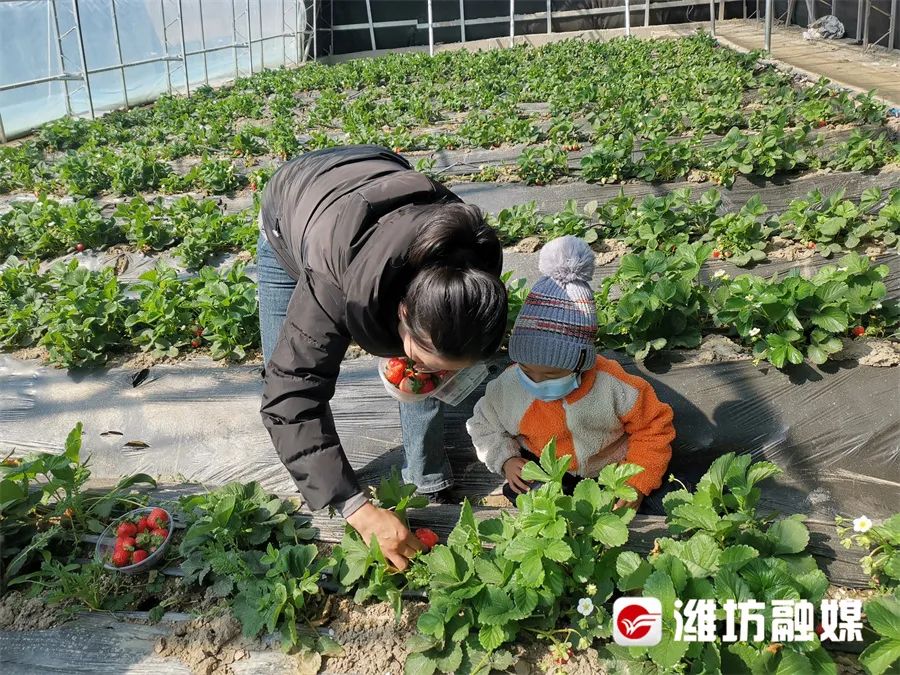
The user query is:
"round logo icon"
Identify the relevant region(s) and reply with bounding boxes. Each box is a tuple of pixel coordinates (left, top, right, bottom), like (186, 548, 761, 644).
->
(613, 597, 663, 646)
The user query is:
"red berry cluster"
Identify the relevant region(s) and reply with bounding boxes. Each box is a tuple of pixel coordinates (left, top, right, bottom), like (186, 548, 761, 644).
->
(383, 357, 450, 396)
(110, 507, 169, 568)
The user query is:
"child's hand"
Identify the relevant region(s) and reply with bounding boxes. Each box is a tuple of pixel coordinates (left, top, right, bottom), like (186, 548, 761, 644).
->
(503, 456, 531, 494)
(614, 495, 644, 512)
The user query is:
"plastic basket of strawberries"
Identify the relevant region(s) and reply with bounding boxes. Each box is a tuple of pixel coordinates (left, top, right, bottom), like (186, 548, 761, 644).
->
(95, 506, 174, 574)
(378, 357, 489, 406)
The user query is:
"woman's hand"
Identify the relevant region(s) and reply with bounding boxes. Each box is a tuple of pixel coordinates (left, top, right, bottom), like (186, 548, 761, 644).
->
(503, 456, 531, 494)
(346, 501, 423, 570)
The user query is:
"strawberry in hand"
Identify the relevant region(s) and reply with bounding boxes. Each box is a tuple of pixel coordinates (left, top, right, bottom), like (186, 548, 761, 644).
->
(415, 528, 439, 551)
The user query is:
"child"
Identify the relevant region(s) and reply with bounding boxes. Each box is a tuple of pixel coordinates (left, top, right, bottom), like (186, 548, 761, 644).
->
(467, 236, 675, 511)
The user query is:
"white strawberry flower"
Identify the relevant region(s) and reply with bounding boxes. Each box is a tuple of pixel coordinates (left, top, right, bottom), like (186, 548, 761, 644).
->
(874, 303, 882, 310)
(748, 327, 761, 337)
(577, 598, 594, 616)
(712, 269, 727, 279)
(586, 583, 597, 595)
(853, 516, 872, 533)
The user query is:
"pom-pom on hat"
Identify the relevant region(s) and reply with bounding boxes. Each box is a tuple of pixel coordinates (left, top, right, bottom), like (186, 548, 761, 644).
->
(508, 236, 598, 372)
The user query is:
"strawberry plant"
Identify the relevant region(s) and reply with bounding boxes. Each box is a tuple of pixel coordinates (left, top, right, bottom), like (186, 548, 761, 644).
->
(859, 593, 900, 675)
(579, 133, 635, 184)
(617, 189, 721, 254)
(37, 261, 130, 367)
(229, 126, 268, 158)
(56, 150, 111, 196)
(502, 271, 529, 336)
(125, 265, 198, 357)
(404, 446, 639, 674)
(710, 253, 894, 367)
(846, 187, 900, 250)
(516, 145, 568, 185)
(777, 188, 867, 257)
(595, 243, 711, 360)
(174, 211, 248, 270)
(108, 146, 171, 195)
(0, 256, 48, 348)
(114, 198, 177, 251)
(190, 262, 259, 360)
(0, 196, 118, 259)
(635, 132, 695, 182)
(701, 195, 772, 266)
(836, 513, 900, 589)
(190, 157, 242, 194)
(0, 144, 54, 194)
(36, 116, 95, 151)
(539, 199, 592, 240)
(603, 452, 835, 673)
(704, 124, 811, 187)
(826, 130, 899, 172)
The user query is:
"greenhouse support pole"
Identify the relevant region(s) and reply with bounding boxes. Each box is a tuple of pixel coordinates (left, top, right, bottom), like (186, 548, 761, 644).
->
(0, 114, 6, 144)
(312, 0, 317, 61)
(764, 0, 773, 51)
(862, 0, 871, 47)
(510, 0, 515, 46)
(199, 0, 210, 84)
(178, 0, 190, 96)
(427, 0, 434, 55)
(364, 0, 376, 50)
(72, 0, 95, 118)
(460, 0, 466, 41)
(624, 0, 631, 35)
(160, 0, 173, 94)
(258, 0, 265, 70)
(110, 0, 130, 108)
(856, 0, 864, 41)
(231, 0, 239, 78)
(709, 0, 716, 35)
(645, 0, 650, 27)
(889, 0, 897, 49)
(295, 0, 303, 64)
(281, 0, 287, 65)
(247, 0, 254, 73)
(547, 0, 553, 32)
(50, 0, 73, 116)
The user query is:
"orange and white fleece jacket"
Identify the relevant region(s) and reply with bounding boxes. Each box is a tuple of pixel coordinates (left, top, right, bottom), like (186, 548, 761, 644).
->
(467, 356, 675, 495)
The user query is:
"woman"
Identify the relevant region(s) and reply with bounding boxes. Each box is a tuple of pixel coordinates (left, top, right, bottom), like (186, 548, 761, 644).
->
(258, 145, 507, 569)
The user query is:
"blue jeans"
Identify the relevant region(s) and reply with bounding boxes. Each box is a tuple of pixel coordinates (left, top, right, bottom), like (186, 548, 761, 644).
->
(257, 234, 453, 493)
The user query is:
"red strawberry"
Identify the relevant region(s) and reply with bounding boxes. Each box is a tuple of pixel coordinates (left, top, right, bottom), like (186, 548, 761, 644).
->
(712, 250, 721, 258)
(131, 549, 149, 564)
(807, 242, 817, 250)
(816, 119, 827, 128)
(419, 379, 436, 394)
(75, 243, 85, 252)
(415, 528, 439, 551)
(150, 527, 169, 539)
(191, 338, 201, 348)
(851, 326, 865, 337)
(384, 360, 406, 386)
(116, 521, 138, 538)
(111, 548, 131, 567)
(815, 623, 825, 636)
(398, 377, 418, 394)
(135, 518, 149, 533)
(147, 508, 169, 529)
(120, 536, 137, 551)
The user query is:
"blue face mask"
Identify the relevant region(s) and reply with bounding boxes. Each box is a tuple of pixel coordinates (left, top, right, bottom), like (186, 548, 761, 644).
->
(517, 366, 580, 402)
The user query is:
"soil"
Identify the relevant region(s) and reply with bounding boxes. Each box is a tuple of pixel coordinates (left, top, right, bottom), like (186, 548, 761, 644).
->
(766, 236, 817, 262)
(592, 239, 630, 266)
(513, 236, 543, 254)
(835, 338, 900, 367)
(0, 590, 66, 631)
(695, 334, 751, 364)
(515, 641, 606, 675)
(155, 610, 249, 675)
(322, 597, 425, 675)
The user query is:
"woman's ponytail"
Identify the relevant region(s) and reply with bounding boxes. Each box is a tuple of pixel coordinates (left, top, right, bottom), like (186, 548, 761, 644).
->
(403, 203, 507, 360)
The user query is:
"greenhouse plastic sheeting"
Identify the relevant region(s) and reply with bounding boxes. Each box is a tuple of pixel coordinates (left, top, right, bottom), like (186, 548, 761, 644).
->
(0, 0, 303, 138)
(1, 351, 897, 520)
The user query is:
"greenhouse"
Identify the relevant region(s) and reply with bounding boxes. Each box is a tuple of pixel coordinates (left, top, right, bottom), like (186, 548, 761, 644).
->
(1, 1, 899, 673)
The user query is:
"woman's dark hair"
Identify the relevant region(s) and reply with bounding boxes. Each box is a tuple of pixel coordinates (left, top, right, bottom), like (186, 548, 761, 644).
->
(403, 203, 507, 361)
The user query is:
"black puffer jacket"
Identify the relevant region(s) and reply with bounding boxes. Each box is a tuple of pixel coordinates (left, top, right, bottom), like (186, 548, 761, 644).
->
(259, 146, 501, 511)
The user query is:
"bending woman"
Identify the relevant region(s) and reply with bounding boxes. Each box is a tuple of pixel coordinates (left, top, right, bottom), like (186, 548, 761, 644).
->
(258, 145, 507, 569)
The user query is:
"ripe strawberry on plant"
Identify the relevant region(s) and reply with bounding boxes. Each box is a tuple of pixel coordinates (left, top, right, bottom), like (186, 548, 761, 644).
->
(415, 528, 439, 551)
(111, 548, 131, 567)
(131, 549, 150, 564)
(851, 326, 866, 337)
(147, 508, 168, 529)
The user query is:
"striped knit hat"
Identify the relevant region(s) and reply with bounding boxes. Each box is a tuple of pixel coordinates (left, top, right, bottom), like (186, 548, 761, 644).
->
(509, 236, 597, 372)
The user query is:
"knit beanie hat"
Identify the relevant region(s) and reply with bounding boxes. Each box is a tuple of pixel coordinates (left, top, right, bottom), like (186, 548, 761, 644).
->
(508, 236, 597, 372)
